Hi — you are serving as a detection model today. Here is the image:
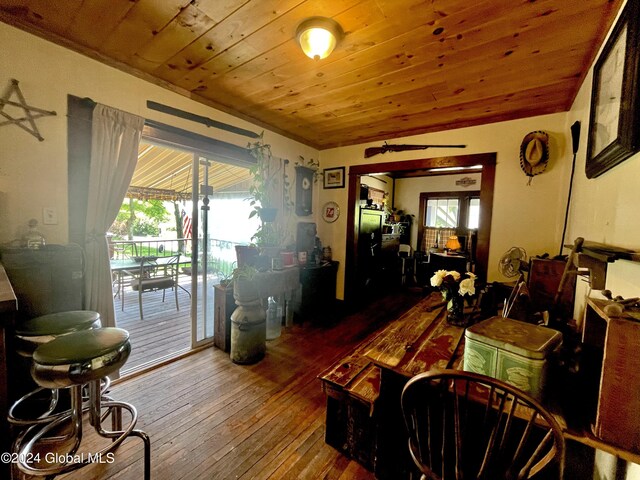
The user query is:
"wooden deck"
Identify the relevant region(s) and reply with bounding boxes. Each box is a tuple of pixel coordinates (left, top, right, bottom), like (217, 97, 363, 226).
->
(115, 276, 193, 373)
(56, 290, 424, 480)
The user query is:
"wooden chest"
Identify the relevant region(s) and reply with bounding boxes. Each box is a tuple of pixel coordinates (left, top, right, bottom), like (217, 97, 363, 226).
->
(318, 293, 465, 476)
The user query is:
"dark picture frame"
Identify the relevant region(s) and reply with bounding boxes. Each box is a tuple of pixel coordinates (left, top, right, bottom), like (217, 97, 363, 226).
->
(586, 0, 640, 179)
(323, 166, 345, 189)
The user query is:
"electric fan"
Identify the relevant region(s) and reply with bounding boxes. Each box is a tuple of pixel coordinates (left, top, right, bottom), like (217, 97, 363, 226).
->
(498, 247, 528, 278)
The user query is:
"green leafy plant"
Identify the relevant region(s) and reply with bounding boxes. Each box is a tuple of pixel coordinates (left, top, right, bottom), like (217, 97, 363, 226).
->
(247, 133, 287, 247)
(247, 133, 279, 221)
(295, 155, 321, 182)
(251, 222, 287, 247)
(230, 264, 258, 282)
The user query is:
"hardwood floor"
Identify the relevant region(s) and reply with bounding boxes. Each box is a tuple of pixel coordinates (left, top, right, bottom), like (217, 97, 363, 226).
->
(55, 290, 424, 480)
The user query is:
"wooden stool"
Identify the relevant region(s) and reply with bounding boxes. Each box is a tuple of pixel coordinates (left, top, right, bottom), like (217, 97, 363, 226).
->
(16, 328, 150, 479)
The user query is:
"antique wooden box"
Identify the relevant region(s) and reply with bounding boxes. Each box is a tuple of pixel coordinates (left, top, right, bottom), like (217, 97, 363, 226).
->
(583, 298, 640, 453)
(464, 316, 562, 401)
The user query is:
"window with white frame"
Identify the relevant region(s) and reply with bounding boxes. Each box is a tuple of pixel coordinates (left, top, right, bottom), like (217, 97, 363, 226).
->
(425, 198, 460, 228)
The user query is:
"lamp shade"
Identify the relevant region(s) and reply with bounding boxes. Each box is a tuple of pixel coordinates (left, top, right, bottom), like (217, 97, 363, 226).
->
(445, 235, 461, 251)
(296, 17, 342, 60)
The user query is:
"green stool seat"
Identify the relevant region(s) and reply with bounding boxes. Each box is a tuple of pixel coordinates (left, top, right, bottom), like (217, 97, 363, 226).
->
(16, 326, 150, 480)
(16, 310, 101, 336)
(15, 310, 101, 357)
(32, 328, 130, 389)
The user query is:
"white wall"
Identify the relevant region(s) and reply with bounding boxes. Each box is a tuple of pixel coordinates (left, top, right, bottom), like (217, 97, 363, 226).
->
(0, 23, 318, 247)
(319, 112, 573, 298)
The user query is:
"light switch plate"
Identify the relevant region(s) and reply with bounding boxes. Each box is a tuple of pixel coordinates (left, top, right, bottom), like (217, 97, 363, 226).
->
(43, 207, 58, 225)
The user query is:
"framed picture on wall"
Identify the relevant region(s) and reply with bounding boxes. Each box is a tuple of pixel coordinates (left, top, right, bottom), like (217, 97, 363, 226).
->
(323, 167, 345, 189)
(586, 0, 640, 179)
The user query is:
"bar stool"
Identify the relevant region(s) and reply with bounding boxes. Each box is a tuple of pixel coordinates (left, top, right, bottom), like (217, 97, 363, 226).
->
(17, 327, 150, 479)
(9, 310, 102, 426)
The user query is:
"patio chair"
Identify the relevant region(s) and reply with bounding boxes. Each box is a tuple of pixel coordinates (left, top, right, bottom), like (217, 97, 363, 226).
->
(129, 254, 182, 320)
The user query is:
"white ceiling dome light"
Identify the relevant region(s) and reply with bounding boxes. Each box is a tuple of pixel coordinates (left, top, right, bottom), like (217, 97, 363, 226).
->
(296, 17, 343, 60)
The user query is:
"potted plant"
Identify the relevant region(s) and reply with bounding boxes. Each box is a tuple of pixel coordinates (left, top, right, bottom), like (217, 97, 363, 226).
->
(230, 264, 259, 302)
(247, 133, 279, 223)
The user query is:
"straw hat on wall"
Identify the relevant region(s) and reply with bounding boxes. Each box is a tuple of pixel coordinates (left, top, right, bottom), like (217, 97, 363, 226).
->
(519, 131, 549, 182)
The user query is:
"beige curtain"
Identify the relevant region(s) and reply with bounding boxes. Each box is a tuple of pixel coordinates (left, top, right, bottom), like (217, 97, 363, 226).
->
(84, 104, 144, 328)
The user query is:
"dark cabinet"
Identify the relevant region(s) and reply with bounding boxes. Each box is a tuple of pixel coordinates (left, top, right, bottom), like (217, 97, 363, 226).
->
(298, 261, 339, 323)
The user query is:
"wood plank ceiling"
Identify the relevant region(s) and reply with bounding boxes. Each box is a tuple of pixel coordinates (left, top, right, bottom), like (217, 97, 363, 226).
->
(0, 0, 623, 149)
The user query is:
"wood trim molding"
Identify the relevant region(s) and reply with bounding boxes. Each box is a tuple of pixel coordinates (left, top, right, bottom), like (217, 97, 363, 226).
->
(344, 153, 496, 304)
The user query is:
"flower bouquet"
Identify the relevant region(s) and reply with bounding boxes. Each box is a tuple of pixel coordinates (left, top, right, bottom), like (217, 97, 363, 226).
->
(430, 270, 476, 326)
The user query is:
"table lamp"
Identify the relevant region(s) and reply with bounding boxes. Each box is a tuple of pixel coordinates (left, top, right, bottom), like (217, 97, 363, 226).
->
(445, 235, 461, 253)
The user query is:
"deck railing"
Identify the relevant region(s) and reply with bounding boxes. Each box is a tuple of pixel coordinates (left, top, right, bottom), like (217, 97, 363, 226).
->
(110, 237, 243, 278)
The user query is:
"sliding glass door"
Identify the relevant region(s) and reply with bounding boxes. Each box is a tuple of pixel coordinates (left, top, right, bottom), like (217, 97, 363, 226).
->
(191, 155, 215, 347)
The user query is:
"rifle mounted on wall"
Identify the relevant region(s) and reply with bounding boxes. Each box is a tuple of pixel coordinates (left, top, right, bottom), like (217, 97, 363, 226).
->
(147, 100, 260, 138)
(364, 142, 467, 158)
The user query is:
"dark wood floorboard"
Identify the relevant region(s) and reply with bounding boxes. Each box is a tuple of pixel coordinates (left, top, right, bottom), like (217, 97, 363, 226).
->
(41, 289, 425, 480)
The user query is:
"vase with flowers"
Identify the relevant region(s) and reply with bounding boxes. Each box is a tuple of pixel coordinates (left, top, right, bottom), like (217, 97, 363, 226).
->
(430, 269, 476, 326)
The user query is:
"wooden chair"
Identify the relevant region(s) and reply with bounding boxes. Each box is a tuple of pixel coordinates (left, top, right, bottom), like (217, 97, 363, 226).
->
(401, 369, 565, 480)
(130, 255, 182, 320)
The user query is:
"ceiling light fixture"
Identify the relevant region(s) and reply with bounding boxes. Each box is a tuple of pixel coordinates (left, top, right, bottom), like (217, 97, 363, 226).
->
(296, 17, 343, 60)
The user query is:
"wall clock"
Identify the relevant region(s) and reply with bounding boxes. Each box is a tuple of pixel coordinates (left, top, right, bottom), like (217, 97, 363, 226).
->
(322, 201, 340, 223)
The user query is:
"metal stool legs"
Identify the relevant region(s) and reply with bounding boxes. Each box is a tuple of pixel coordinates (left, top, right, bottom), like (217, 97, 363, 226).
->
(15, 328, 150, 479)
(18, 380, 150, 479)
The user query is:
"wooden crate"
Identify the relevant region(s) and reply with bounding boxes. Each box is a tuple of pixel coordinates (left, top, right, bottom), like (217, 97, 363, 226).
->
(583, 298, 640, 453)
(529, 258, 576, 320)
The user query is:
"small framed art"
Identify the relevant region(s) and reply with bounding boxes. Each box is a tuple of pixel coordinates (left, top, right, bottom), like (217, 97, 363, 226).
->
(323, 167, 345, 189)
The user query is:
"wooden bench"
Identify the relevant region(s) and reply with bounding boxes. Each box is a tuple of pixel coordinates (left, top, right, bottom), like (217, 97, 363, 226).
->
(318, 292, 465, 475)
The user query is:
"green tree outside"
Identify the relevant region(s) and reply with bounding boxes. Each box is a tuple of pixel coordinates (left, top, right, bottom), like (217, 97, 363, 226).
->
(111, 198, 170, 240)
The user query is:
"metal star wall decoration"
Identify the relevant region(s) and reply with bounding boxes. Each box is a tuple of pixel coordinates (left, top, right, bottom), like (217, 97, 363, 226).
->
(0, 78, 56, 141)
